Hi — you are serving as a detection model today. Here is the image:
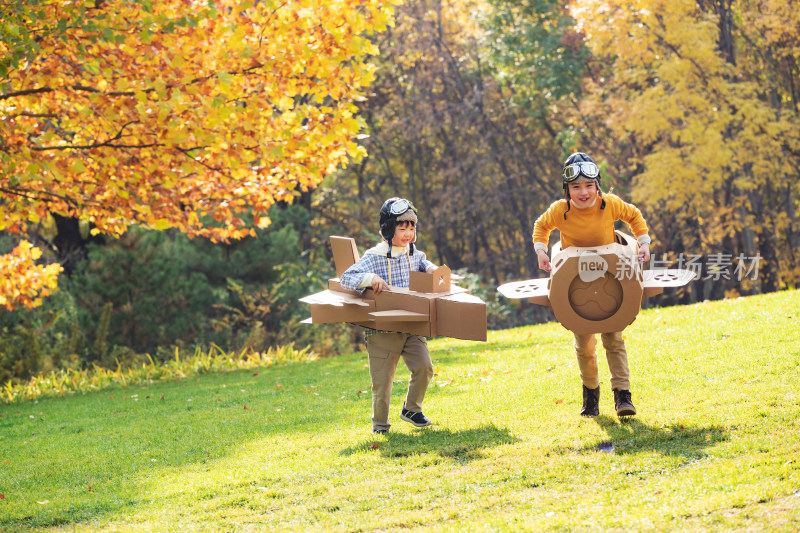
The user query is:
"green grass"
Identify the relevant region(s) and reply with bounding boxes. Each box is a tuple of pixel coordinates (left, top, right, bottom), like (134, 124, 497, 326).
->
(1, 290, 799, 531)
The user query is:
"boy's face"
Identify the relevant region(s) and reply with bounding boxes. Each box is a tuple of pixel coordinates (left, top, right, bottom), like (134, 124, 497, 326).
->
(567, 180, 598, 209)
(391, 221, 416, 247)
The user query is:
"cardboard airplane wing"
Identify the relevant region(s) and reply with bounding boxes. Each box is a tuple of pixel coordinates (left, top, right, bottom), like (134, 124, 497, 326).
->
(496, 278, 550, 305)
(300, 236, 488, 341)
(497, 231, 697, 334)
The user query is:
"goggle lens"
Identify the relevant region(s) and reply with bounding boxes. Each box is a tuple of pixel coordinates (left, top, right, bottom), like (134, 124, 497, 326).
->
(389, 199, 414, 215)
(563, 162, 599, 181)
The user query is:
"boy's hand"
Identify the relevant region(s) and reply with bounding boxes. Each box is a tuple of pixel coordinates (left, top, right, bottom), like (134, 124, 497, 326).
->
(638, 243, 650, 263)
(537, 249, 552, 272)
(372, 276, 390, 294)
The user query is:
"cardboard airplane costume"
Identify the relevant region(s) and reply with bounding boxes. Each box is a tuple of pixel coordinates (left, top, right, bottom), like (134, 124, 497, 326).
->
(300, 236, 487, 341)
(497, 231, 696, 334)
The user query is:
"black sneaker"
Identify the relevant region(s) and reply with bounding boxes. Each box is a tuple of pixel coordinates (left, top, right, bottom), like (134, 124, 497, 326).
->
(581, 385, 600, 417)
(613, 389, 636, 416)
(399, 403, 432, 427)
(372, 429, 388, 434)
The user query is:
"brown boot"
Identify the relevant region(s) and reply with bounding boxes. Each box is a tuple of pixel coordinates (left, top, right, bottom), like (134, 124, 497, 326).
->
(613, 389, 636, 416)
(581, 385, 600, 417)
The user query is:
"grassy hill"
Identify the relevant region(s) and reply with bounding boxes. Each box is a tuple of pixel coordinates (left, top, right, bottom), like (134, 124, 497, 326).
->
(1, 290, 799, 531)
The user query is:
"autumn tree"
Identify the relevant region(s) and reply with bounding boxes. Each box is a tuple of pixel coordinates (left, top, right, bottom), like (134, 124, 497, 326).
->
(568, 0, 800, 298)
(480, 0, 588, 130)
(320, 0, 566, 283)
(0, 0, 395, 309)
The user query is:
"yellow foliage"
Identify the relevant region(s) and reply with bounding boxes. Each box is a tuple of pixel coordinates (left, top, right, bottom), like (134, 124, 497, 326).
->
(0, 0, 399, 309)
(570, 0, 800, 286)
(0, 241, 63, 311)
(2, 0, 397, 239)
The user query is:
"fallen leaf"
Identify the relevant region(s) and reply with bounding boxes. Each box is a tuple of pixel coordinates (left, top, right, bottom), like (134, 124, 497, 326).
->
(243, 405, 248, 410)
(275, 383, 283, 389)
(0, 494, 4, 499)
(555, 398, 564, 404)
(370, 443, 380, 449)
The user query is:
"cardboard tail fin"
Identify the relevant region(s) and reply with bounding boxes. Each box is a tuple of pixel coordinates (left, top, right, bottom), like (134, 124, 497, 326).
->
(330, 236, 360, 278)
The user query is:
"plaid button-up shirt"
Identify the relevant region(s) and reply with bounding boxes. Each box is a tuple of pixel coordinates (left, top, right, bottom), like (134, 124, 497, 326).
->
(339, 244, 435, 292)
(340, 244, 435, 337)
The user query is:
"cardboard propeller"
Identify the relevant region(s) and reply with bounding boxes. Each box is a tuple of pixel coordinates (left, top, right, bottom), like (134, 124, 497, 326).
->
(300, 236, 487, 341)
(497, 231, 697, 334)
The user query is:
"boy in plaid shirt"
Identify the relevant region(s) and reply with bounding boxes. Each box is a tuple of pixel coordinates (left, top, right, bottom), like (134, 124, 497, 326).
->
(340, 198, 438, 434)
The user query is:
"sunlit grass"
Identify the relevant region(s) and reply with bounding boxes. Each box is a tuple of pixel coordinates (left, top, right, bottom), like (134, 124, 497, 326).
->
(1, 343, 316, 404)
(1, 291, 799, 531)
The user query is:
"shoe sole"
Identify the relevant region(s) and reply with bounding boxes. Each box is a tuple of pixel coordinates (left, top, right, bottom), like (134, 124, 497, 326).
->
(616, 407, 636, 416)
(399, 413, 431, 427)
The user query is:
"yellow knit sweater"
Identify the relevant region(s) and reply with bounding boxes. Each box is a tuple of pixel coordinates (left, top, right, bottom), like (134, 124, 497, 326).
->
(532, 194, 649, 249)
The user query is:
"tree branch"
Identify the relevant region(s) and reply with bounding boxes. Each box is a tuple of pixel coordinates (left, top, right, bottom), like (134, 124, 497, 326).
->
(0, 87, 54, 100)
(29, 120, 165, 151)
(0, 186, 81, 207)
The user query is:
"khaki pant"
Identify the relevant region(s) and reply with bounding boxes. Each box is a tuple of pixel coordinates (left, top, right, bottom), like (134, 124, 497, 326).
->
(366, 332, 434, 431)
(573, 331, 630, 391)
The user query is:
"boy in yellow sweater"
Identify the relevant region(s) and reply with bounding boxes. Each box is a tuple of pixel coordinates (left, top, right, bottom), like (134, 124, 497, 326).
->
(532, 152, 651, 417)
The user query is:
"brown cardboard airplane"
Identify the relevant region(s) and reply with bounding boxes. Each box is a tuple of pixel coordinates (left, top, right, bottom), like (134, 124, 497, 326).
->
(300, 236, 487, 341)
(497, 231, 696, 334)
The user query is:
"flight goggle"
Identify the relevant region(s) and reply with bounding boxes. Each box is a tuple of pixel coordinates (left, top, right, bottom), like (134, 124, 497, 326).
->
(562, 162, 600, 182)
(389, 199, 417, 216)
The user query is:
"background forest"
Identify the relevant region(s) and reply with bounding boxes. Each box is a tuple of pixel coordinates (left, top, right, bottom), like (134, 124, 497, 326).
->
(1, 0, 798, 385)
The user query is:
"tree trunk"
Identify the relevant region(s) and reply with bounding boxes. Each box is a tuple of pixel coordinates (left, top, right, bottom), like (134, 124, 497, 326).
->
(52, 214, 104, 275)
